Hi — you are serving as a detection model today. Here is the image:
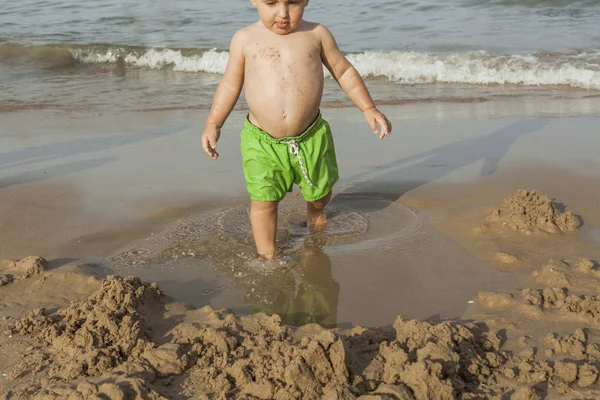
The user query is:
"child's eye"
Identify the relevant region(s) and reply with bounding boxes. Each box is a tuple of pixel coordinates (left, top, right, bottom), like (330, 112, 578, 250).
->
(266, 2, 276, 6)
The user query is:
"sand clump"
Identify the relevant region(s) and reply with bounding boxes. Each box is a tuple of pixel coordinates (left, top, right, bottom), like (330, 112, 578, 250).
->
(4, 240, 600, 399)
(484, 189, 580, 235)
(520, 285, 600, 325)
(4, 282, 518, 399)
(0, 256, 47, 286)
(469, 257, 600, 395)
(8, 276, 162, 381)
(517, 258, 600, 324)
(3, 271, 600, 399)
(474, 258, 600, 327)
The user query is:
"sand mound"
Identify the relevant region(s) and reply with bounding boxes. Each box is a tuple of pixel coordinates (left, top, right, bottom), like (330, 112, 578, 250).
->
(5, 292, 511, 399)
(10, 276, 162, 380)
(513, 258, 600, 325)
(4, 274, 600, 399)
(468, 256, 600, 396)
(485, 189, 580, 234)
(474, 258, 600, 327)
(0, 256, 47, 286)
(5, 250, 600, 399)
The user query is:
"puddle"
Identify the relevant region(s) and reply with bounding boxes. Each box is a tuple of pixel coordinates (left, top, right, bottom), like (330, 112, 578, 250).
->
(107, 194, 514, 326)
(108, 195, 422, 268)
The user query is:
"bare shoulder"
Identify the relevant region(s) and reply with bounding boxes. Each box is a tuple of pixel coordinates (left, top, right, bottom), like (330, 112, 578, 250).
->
(305, 22, 339, 53)
(231, 25, 254, 45)
(308, 22, 334, 39)
(229, 24, 262, 57)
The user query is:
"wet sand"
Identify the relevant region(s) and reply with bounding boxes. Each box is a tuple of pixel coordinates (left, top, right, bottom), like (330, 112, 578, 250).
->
(2, 104, 600, 324)
(2, 100, 600, 397)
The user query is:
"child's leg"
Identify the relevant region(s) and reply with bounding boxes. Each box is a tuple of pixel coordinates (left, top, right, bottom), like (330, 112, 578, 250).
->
(307, 191, 332, 230)
(250, 200, 279, 258)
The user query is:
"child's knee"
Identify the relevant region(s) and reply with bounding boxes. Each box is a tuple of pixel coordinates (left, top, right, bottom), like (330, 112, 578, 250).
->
(308, 191, 332, 210)
(251, 200, 279, 213)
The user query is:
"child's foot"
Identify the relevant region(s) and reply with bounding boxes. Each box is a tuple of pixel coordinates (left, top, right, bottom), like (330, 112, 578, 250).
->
(246, 254, 295, 270)
(307, 210, 328, 232)
(306, 191, 332, 232)
(258, 252, 276, 260)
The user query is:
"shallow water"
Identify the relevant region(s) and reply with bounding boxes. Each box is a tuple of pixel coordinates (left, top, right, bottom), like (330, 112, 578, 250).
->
(107, 194, 515, 326)
(3, 0, 600, 52)
(1, 0, 600, 112)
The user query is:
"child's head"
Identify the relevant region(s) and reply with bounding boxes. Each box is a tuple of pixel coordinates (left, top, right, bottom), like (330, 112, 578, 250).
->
(251, 0, 309, 35)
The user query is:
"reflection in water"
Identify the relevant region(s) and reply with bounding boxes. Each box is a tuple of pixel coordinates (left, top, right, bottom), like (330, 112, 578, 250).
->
(249, 245, 340, 328)
(106, 196, 422, 328)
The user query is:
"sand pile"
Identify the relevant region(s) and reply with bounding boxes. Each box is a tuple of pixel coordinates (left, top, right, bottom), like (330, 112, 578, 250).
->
(476, 258, 600, 324)
(469, 257, 600, 397)
(0, 256, 47, 286)
(10, 276, 162, 380)
(3, 278, 511, 399)
(484, 189, 580, 235)
(2, 265, 600, 400)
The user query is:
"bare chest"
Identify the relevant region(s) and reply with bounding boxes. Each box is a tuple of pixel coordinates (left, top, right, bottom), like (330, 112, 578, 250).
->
(244, 36, 322, 73)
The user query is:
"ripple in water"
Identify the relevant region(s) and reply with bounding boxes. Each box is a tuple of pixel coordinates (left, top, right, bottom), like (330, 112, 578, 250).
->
(106, 195, 423, 325)
(108, 195, 422, 269)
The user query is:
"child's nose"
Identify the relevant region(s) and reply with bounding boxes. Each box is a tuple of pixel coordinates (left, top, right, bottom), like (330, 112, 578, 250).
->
(278, 4, 289, 18)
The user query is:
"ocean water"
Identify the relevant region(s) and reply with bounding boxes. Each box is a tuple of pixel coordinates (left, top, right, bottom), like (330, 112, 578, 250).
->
(1, 0, 600, 112)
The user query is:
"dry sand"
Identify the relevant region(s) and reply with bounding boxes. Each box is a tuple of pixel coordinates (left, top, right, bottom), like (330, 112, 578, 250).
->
(2, 105, 600, 398)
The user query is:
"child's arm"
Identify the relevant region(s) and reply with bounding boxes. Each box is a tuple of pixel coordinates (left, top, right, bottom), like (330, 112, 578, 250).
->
(201, 30, 246, 159)
(317, 25, 391, 139)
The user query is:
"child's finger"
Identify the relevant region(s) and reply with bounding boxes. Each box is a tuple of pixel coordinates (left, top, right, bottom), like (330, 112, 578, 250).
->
(368, 117, 379, 134)
(378, 116, 391, 139)
(201, 135, 211, 156)
(202, 136, 218, 159)
(209, 138, 219, 159)
(385, 118, 392, 135)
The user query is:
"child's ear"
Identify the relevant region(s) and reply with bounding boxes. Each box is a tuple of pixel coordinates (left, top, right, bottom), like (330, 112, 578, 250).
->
(250, 0, 257, 8)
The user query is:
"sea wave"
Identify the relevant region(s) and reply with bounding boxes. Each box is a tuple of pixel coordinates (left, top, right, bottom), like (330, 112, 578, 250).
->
(347, 50, 600, 89)
(2, 42, 600, 90)
(71, 47, 229, 74)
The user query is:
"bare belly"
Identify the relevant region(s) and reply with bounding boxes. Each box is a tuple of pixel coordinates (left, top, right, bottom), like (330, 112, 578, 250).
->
(244, 72, 324, 138)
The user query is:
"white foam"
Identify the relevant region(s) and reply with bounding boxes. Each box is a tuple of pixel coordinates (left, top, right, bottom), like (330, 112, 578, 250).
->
(70, 47, 600, 90)
(346, 51, 600, 90)
(71, 48, 121, 64)
(70, 47, 229, 74)
(124, 48, 228, 73)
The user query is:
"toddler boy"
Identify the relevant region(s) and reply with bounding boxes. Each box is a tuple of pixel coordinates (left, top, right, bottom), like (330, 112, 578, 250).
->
(201, 0, 392, 259)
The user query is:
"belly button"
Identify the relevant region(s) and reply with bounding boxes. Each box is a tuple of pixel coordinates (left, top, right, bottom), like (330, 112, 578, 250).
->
(282, 113, 287, 119)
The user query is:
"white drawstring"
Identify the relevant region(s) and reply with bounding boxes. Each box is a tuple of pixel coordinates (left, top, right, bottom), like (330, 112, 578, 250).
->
(280, 139, 316, 188)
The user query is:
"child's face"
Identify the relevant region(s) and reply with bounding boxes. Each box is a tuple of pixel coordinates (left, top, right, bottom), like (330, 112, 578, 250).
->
(251, 0, 308, 35)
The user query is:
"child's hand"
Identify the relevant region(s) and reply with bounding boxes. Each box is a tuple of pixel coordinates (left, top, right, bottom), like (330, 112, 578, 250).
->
(201, 124, 221, 159)
(363, 108, 392, 139)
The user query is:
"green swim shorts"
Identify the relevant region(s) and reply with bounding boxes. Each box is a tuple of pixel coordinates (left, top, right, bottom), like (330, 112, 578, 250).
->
(240, 113, 339, 202)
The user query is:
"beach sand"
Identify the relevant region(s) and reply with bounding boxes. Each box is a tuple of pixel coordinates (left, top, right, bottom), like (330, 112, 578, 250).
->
(2, 101, 600, 398)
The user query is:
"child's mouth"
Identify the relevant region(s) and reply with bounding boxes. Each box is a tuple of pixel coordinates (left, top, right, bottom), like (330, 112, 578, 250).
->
(276, 22, 289, 29)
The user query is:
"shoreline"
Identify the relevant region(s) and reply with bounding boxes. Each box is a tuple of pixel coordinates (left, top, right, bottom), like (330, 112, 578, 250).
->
(3, 92, 600, 117)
